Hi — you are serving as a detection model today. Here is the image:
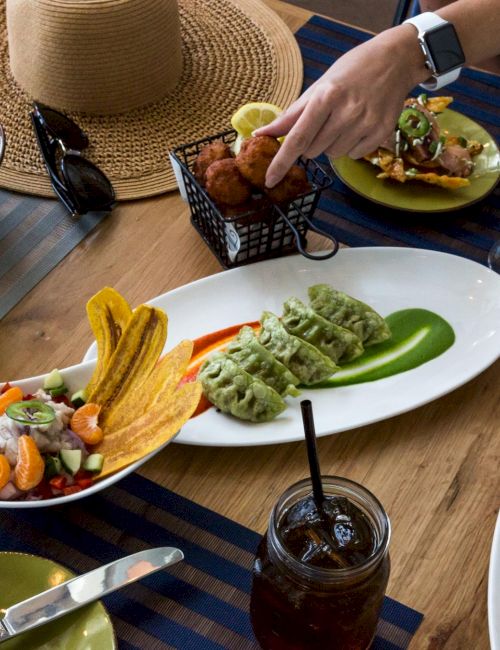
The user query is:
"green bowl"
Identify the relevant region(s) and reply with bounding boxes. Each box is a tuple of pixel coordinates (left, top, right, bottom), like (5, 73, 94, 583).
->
(331, 109, 500, 212)
(0, 553, 116, 649)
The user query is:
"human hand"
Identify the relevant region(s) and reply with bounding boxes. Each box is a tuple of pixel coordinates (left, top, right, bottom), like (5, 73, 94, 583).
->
(254, 25, 427, 187)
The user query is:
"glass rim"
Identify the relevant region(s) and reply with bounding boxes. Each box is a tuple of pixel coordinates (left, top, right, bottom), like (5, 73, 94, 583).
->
(268, 475, 391, 584)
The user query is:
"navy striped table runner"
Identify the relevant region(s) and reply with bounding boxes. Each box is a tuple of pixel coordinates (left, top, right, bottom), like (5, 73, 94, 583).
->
(297, 16, 500, 265)
(1, 473, 423, 649)
(0, 191, 110, 319)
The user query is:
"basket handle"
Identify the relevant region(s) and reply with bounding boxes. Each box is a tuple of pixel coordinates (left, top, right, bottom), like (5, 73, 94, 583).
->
(279, 210, 339, 261)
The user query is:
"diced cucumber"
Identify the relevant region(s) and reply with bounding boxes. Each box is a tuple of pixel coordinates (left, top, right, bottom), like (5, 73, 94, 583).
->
(44, 455, 62, 479)
(43, 369, 64, 391)
(71, 389, 87, 408)
(60, 449, 82, 476)
(48, 384, 67, 397)
(83, 453, 104, 474)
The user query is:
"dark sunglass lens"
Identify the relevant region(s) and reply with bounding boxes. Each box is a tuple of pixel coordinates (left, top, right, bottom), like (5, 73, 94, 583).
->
(62, 155, 114, 210)
(36, 105, 89, 150)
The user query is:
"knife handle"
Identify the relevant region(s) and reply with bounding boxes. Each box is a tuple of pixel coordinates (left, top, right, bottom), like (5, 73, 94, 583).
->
(0, 621, 10, 640)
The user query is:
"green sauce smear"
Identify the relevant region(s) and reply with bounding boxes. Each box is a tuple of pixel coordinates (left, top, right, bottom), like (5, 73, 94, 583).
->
(311, 308, 455, 388)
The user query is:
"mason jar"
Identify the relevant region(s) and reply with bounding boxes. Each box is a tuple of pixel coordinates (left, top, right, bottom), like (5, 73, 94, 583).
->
(250, 476, 391, 650)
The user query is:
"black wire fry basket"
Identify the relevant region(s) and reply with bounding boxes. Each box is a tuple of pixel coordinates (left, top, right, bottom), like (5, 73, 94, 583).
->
(170, 129, 338, 269)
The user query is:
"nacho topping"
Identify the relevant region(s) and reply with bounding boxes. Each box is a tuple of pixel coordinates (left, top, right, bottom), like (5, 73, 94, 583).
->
(365, 96, 483, 189)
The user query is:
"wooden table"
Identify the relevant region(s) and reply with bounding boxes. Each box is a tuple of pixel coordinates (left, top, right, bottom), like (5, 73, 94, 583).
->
(1, 2, 498, 648)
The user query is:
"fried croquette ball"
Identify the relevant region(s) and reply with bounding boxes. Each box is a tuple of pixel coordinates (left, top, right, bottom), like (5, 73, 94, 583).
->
(205, 159, 253, 206)
(264, 165, 311, 204)
(235, 136, 281, 189)
(193, 141, 233, 186)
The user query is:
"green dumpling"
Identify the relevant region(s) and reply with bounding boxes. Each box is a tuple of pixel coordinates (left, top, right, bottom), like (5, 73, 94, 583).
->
(281, 297, 364, 363)
(226, 326, 300, 397)
(308, 284, 391, 346)
(199, 352, 286, 422)
(258, 311, 339, 385)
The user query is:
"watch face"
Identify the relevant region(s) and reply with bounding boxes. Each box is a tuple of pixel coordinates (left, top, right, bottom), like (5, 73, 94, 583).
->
(426, 24, 466, 74)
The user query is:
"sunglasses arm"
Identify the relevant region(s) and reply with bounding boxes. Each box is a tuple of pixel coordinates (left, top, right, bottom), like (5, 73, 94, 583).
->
(31, 113, 80, 216)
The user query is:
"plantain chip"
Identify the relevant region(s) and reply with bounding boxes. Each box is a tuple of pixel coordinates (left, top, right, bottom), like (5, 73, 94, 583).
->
(95, 381, 202, 478)
(85, 287, 132, 397)
(87, 304, 168, 425)
(103, 339, 194, 432)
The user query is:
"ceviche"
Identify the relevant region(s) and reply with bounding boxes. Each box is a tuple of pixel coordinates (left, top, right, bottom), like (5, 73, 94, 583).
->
(0, 287, 201, 502)
(0, 371, 104, 501)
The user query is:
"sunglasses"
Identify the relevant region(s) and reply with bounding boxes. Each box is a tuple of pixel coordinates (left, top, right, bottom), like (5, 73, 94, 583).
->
(31, 103, 115, 216)
(0, 124, 4, 166)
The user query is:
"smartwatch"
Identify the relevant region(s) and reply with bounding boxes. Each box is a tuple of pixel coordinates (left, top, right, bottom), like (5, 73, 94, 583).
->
(403, 12, 465, 90)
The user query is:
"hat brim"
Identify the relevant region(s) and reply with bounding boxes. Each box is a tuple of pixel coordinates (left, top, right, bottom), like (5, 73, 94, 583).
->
(0, 0, 303, 200)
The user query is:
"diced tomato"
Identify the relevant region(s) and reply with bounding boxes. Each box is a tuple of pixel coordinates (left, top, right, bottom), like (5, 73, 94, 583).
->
(49, 475, 67, 491)
(76, 478, 93, 489)
(33, 478, 53, 500)
(63, 485, 82, 496)
(22, 394, 35, 401)
(52, 394, 72, 407)
(74, 468, 93, 482)
(0, 383, 12, 395)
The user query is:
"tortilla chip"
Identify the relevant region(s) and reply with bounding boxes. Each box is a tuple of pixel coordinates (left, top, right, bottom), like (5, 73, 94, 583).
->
(376, 156, 407, 182)
(425, 96, 453, 114)
(95, 381, 202, 478)
(378, 149, 395, 171)
(103, 339, 194, 432)
(413, 172, 470, 189)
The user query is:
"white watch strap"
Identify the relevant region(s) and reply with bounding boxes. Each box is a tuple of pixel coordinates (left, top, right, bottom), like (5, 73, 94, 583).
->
(404, 12, 462, 90)
(404, 11, 447, 33)
(419, 68, 461, 91)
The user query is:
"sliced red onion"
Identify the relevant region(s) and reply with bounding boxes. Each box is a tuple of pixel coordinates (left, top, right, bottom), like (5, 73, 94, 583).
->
(0, 482, 23, 501)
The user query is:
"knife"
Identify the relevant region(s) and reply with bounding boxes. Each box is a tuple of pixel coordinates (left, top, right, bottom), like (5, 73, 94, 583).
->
(0, 546, 183, 642)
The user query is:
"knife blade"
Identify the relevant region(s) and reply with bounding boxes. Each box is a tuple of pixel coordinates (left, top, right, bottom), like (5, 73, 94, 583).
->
(0, 546, 183, 642)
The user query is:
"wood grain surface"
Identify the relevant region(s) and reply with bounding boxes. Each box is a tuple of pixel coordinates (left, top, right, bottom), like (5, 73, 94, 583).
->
(0, 3, 498, 648)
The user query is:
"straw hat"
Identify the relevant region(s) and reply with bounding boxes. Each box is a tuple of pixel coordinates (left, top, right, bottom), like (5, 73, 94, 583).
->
(0, 0, 303, 199)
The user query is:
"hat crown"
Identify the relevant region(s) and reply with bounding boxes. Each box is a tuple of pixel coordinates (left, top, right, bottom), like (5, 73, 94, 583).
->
(6, 0, 183, 114)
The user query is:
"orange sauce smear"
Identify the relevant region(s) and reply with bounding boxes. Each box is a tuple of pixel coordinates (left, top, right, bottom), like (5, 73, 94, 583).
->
(180, 321, 260, 417)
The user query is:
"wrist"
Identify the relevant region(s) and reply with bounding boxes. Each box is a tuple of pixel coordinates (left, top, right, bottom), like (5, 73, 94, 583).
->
(388, 24, 431, 88)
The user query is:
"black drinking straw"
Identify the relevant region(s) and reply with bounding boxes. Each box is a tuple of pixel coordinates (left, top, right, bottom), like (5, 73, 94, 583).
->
(300, 399, 325, 509)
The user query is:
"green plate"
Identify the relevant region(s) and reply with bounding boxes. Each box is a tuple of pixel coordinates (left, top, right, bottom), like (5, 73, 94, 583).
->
(0, 553, 116, 649)
(331, 109, 500, 212)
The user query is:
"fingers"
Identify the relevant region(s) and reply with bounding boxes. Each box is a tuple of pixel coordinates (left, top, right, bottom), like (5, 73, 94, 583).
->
(264, 95, 332, 187)
(347, 136, 380, 160)
(346, 120, 397, 160)
(253, 97, 308, 139)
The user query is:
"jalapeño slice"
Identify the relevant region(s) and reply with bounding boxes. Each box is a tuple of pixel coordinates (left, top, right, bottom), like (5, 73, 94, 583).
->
(398, 107, 430, 138)
(6, 400, 56, 425)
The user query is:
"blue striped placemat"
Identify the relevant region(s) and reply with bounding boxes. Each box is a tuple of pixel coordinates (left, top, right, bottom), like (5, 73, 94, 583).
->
(0, 472, 423, 649)
(297, 16, 500, 266)
(0, 190, 110, 320)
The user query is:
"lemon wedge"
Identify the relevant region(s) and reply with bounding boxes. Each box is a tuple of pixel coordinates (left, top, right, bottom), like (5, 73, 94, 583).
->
(230, 102, 283, 139)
